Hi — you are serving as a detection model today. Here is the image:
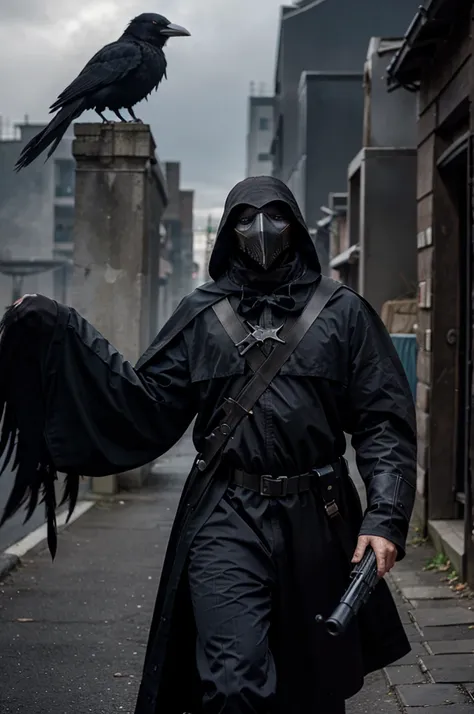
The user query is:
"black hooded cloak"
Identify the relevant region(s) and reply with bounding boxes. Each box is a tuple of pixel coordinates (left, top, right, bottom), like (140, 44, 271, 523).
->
(0, 177, 416, 713)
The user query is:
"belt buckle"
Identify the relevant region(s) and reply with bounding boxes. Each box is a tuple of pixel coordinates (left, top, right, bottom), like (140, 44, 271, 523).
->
(325, 500, 340, 518)
(260, 475, 288, 497)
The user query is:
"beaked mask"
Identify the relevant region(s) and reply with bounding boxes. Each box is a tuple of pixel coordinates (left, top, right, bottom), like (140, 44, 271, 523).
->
(234, 203, 291, 270)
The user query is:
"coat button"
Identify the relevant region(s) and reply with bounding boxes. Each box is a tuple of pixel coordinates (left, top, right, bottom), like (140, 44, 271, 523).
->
(220, 423, 231, 435)
(197, 459, 206, 471)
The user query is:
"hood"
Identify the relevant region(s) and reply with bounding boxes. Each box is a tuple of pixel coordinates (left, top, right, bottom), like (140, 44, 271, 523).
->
(208, 176, 321, 280)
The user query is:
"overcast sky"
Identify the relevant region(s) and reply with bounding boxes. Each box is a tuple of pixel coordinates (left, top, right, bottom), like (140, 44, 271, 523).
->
(0, 0, 285, 227)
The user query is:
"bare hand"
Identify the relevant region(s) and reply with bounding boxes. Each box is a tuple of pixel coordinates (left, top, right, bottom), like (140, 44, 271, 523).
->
(352, 534, 397, 578)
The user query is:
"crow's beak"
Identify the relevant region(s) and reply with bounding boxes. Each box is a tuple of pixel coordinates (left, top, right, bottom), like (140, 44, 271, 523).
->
(161, 23, 190, 37)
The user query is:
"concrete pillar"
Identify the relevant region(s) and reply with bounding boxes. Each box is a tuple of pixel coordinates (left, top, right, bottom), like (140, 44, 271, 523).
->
(71, 123, 167, 494)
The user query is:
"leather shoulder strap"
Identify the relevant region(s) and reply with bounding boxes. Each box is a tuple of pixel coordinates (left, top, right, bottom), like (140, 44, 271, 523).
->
(212, 298, 266, 372)
(197, 277, 342, 472)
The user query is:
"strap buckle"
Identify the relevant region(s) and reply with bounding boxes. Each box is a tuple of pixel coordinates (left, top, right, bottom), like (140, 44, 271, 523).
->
(325, 500, 340, 518)
(260, 475, 288, 497)
(313, 465, 340, 517)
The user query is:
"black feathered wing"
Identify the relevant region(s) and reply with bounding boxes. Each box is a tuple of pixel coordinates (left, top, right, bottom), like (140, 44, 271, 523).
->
(0, 297, 202, 558)
(0, 304, 70, 557)
(49, 40, 144, 111)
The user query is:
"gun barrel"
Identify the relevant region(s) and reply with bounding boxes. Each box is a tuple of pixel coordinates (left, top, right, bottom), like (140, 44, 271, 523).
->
(315, 548, 379, 636)
(325, 603, 353, 636)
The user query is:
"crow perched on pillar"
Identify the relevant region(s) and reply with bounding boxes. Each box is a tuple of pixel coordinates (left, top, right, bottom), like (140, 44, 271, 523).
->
(15, 13, 190, 171)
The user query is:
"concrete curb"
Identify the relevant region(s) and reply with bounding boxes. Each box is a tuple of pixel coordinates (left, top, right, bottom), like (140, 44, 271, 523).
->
(0, 500, 95, 582)
(0, 552, 21, 581)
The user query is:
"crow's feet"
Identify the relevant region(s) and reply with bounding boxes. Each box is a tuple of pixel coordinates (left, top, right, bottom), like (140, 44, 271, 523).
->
(96, 110, 113, 124)
(126, 107, 143, 123)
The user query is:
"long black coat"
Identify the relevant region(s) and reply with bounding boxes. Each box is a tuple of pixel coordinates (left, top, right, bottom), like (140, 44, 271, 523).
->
(0, 177, 417, 713)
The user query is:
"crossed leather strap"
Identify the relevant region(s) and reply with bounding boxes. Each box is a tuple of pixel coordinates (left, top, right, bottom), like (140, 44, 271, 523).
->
(196, 276, 340, 473)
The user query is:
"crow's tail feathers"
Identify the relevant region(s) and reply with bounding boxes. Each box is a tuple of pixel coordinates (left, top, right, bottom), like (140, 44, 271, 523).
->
(15, 99, 85, 171)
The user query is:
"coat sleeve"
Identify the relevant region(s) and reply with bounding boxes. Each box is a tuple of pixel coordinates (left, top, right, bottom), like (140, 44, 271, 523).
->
(0, 296, 197, 557)
(344, 298, 417, 558)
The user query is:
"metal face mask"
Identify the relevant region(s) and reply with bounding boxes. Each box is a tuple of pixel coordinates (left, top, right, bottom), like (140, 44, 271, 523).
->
(234, 208, 291, 270)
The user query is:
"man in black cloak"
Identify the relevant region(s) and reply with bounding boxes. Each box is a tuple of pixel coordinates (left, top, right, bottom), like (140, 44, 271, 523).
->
(0, 176, 416, 714)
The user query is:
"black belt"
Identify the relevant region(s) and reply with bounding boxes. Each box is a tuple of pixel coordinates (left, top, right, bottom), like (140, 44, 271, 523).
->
(232, 464, 336, 498)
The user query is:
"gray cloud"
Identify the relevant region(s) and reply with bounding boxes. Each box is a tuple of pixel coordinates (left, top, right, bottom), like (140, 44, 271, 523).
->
(0, 0, 282, 225)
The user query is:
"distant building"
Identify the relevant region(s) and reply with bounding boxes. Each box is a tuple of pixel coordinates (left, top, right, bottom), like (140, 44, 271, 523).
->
(162, 161, 195, 318)
(193, 228, 211, 286)
(339, 37, 417, 316)
(246, 90, 274, 177)
(0, 119, 75, 307)
(270, 0, 421, 273)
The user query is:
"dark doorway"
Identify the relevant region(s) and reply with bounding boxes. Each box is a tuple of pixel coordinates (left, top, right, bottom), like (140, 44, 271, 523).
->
(438, 134, 472, 526)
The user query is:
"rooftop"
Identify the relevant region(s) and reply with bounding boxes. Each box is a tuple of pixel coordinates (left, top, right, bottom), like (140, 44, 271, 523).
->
(386, 0, 468, 90)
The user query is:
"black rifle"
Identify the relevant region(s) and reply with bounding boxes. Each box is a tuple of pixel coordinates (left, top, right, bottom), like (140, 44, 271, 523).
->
(315, 548, 379, 636)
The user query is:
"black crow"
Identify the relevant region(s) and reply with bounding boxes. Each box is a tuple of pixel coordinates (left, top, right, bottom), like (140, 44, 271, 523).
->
(15, 12, 190, 171)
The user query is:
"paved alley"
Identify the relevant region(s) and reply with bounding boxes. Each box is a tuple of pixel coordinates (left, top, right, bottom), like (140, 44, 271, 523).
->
(0, 434, 473, 712)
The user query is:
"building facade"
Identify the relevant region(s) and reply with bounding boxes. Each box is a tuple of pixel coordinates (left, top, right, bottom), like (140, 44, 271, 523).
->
(0, 120, 75, 307)
(246, 93, 274, 177)
(295, 70, 364, 273)
(270, 0, 421, 273)
(330, 37, 418, 315)
(388, 0, 474, 584)
(162, 161, 195, 318)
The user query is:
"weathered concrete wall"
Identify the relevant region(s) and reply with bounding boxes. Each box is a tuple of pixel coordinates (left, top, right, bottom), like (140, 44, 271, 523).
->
(357, 148, 417, 314)
(292, 72, 364, 274)
(363, 38, 417, 149)
(71, 122, 167, 493)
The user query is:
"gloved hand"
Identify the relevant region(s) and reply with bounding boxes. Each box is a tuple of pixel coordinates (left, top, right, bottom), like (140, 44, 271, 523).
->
(9, 293, 58, 335)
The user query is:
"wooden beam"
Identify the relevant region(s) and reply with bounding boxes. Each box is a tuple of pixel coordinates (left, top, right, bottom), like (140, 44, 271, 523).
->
(416, 382, 431, 413)
(437, 59, 471, 127)
(418, 106, 437, 146)
(417, 136, 435, 201)
(420, 26, 471, 112)
(417, 437, 429, 471)
(418, 245, 434, 280)
(417, 193, 434, 232)
(417, 349, 432, 384)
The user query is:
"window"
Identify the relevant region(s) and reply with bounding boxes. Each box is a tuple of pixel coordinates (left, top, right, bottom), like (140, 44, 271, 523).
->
(54, 204, 74, 244)
(54, 159, 75, 197)
(258, 152, 271, 162)
(259, 117, 270, 131)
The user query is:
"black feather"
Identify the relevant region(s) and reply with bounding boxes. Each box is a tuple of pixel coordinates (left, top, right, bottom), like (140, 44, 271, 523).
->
(0, 406, 18, 475)
(15, 100, 85, 171)
(60, 473, 80, 523)
(0, 301, 74, 558)
(42, 464, 58, 560)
